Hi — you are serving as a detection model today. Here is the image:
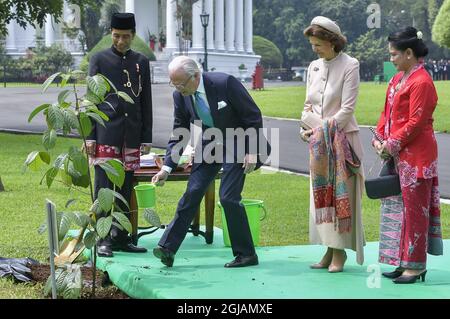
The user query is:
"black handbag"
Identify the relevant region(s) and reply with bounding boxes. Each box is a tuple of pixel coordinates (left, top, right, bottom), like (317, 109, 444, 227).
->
(365, 157, 401, 199)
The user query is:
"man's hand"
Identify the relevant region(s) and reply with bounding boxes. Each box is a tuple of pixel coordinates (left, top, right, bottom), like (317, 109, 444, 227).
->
(243, 154, 258, 174)
(300, 129, 313, 142)
(84, 141, 96, 158)
(140, 144, 152, 155)
(152, 169, 169, 186)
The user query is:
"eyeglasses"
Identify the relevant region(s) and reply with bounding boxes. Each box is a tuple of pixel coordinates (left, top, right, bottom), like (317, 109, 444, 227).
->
(169, 75, 193, 90)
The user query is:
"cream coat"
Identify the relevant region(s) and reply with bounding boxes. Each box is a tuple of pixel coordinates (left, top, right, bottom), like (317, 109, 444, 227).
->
(304, 52, 366, 265)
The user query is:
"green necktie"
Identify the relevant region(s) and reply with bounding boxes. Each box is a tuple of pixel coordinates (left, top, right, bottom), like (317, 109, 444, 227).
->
(194, 91, 214, 127)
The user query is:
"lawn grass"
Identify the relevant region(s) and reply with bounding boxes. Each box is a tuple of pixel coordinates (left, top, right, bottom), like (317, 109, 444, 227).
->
(1, 132, 449, 298)
(250, 81, 450, 132)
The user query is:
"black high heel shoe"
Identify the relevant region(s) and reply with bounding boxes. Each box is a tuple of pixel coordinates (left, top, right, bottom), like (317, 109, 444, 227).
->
(393, 270, 427, 284)
(382, 268, 404, 279)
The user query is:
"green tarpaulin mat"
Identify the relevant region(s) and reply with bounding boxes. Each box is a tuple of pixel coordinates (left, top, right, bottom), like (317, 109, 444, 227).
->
(88, 228, 450, 299)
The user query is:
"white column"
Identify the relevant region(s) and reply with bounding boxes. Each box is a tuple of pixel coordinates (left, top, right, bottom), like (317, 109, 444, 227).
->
(244, 0, 254, 53)
(214, 0, 225, 51)
(45, 14, 55, 47)
(205, 0, 215, 51)
(192, 0, 203, 50)
(125, 0, 135, 13)
(166, 0, 177, 50)
(5, 21, 16, 51)
(235, 0, 244, 52)
(225, 0, 235, 52)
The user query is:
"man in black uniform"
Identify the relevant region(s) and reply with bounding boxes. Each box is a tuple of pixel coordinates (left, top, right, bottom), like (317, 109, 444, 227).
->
(86, 13, 153, 257)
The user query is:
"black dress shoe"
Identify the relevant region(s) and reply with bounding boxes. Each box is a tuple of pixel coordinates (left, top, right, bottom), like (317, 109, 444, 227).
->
(393, 270, 427, 284)
(224, 254, 259, 268)
(97, 245, 113, 258)
(153, 246, 175, 267)
(382, 268, 404, 279)
(116, 243, 148, 253)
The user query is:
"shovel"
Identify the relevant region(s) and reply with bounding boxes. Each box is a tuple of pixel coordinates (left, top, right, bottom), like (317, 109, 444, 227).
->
(54, 228, 86, 266)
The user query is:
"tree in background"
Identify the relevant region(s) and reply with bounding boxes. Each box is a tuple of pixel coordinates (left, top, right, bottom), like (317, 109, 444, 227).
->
(253, 36, 283, 69)
(174, 0, 198, 54)
(347, 30, 388, 81)
(432, 0, 450, 48)
(79, 33, 156, 72)
(1, 1, 100, 40)
(0, 0, 64, 36)
(254, 0, 448, 77)
(99, 0, 124, 35)
(66, 0, 104, 52)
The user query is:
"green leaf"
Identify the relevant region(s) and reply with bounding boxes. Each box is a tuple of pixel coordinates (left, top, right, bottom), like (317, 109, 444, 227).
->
(45, 167, 59, 188)
(39, 151, 51, 165)
(84, 90, 102, 105)
(98, 162, 119, 176)
(62, 109, 79, 130)
(90, 199, 102, 215)
(111, 212, 132, 234)
(86, 112, 106, 128)
(71, 172, 90, 188)
(58, 90, 71, 105)
(112, 190, 129, 210)
(98, 74, 117, 93)
(117, 91, 135, 104)
(66, 161, 81, 179)
(86, 75, 107, 98)
(28, 104, 50, 123)
(24, 151, 40, 172)
(78, 113, 92, 137)
(143, 208, 161, 228)
(86, 107, 109, 121)
(112, 221, 124, 231)
(98, 188, 114, 212)
(53, 154, 68, 169)
(42, 129, 57, 150)
(59, 169, 72, 187)
(42, 72, 61, 93)
(72, 212, 90, 228)
(65, 199, 77, 208)
(58, 212, 73, 241)
(69, 146, 88, 175)
(104, 101, 116, 112)
(97, 217, 113, 239)
(100, 159, 125, 188)
(47, 104, 64, 130)
(80, 100, 96, 108)
(83, 231, 97, 249)
(60, 74, 71, 88)
(24, 151, 50, 172)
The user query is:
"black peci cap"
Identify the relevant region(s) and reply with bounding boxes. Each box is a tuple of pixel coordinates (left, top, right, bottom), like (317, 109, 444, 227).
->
(111, 12, 136, 30)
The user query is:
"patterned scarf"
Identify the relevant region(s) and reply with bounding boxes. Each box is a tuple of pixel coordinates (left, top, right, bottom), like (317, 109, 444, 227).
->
(309, 119, 360, 233)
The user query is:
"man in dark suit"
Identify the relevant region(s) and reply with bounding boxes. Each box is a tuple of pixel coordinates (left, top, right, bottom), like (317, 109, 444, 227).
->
(152, 56, 270, 268)
(86, 13, 153, 257)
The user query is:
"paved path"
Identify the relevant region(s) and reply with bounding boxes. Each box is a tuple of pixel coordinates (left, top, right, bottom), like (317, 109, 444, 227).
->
(1, 85, 449, 198)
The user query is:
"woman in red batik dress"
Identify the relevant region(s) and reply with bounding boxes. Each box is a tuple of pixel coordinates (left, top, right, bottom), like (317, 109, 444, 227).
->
(373, 27, 443, 284)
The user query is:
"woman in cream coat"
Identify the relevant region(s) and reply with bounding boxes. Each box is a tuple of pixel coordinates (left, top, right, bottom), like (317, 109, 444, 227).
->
(300, 16, 365, 272)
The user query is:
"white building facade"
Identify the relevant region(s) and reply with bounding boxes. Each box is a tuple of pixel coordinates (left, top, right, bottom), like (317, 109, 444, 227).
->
(3, 0, 261, 81)
(3, 1, 85, 65)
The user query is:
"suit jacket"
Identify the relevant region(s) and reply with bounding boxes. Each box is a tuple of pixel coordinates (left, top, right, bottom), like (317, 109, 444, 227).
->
(164, 72, 270, 171)
(376, 66, 438, 184)
(304, 52, 360, 133)
(87, 46, 153, 148)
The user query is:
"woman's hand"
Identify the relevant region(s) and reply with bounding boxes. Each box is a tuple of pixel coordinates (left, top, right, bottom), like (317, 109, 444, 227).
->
(300, 129, 313, 142)
(374, 141, 391, 159)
